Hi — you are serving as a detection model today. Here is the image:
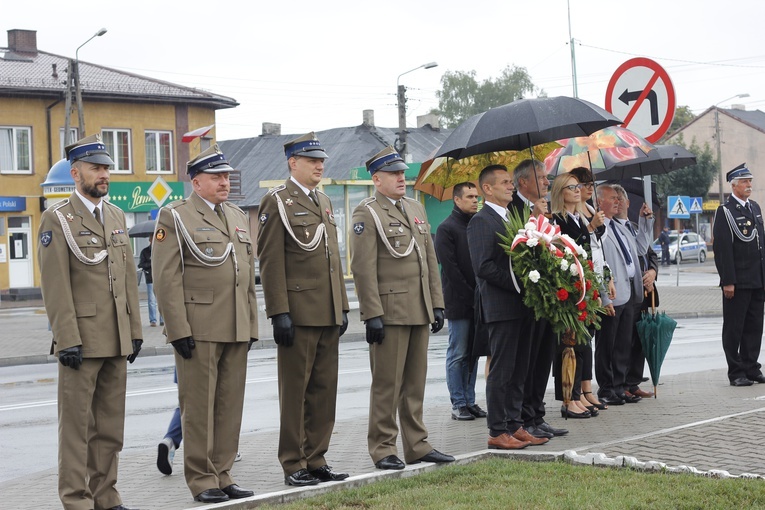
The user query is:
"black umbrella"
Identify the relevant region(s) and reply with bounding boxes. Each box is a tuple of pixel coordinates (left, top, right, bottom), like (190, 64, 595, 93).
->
(435, 96, 622, 160)
(128, 220, 156, 238)
(596, 144, 696, 181)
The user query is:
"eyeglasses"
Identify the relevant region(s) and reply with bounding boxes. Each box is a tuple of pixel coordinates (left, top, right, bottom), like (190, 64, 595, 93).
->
(581, 182, 595, 189)
(563, 184, 583, 191)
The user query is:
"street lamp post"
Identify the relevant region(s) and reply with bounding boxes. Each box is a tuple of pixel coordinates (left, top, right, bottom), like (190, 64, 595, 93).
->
(714, 93, 749, 203)
(396, 62, 438, 159)
(65, 28, 107, 143)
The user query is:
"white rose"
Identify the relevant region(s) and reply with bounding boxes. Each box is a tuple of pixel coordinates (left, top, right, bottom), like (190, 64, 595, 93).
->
(526, 238, 539, 247)
(569, 263, 579, 275)
(564, 247, 573, 256)
(529, 270, 541, 283)
(560, 259, 569, 271)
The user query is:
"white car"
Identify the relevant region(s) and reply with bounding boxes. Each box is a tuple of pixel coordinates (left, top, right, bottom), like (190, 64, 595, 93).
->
(652, 231, 707, 264)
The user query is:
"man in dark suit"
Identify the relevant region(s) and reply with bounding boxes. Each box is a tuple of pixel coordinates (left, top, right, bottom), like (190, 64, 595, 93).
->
(595, 184, 644, 406)
(712, 163, 765, 386)
(38, 134, 143, 510)
(153, 145, 258, 504)
(435, 182, 486, 421)
(257, 132, 350, 486)
(509, 159, 567, 439)
(351, 146, 454, 470)
(467, 165, 548, 450)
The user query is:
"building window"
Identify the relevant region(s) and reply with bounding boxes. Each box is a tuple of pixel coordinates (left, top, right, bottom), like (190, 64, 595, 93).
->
(0, 127, 32, 174)
(145, 131, 173, 173)
(102, 129, 132, 173)
(59, 128, 79, 159)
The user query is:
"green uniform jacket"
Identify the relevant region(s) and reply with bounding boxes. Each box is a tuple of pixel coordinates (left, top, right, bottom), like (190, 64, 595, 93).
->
(38, 193, 142, 357)
(153, 192, 258, 343)
(257, 179, 349, 325)
(350, 191, 443, 325)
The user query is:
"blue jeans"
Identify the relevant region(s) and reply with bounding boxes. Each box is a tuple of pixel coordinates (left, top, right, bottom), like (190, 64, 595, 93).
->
(165, 369, 182, 447)
(146, 282, 163, 325)
(445, 318, 478, 409)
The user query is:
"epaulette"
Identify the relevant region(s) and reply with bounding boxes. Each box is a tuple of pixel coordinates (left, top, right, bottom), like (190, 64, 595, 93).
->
(226, 202, 245, 214)
(103, 200, 123, 211)
(162, 199, 186, 210)
(402, 196, 417, 203)
(49, 199, 70, 212)
(316, 189, 329, 199)
(267, 184, 287, 196)
(359, 196, 376, 206)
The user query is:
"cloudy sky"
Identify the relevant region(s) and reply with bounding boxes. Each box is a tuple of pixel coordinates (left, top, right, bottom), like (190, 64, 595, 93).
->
(3, 0, 763, 141)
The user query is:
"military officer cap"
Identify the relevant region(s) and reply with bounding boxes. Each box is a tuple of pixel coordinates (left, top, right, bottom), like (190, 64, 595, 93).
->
(284, 132, 329, 160)
(366, 146, 408, 174)
(727, 163, 753, 182)
(187, 144, 234, 178)
(65, 134, 115, 166)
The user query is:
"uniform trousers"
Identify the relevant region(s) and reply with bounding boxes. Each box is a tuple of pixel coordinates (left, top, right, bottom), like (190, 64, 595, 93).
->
(722, 287, 765, 381)
(175, 341, 247, 497)
(368, 324, 433, 464)
(58, 356, 127, 510)
(277, 325, 340, 475)
(486, 315, 533, 436)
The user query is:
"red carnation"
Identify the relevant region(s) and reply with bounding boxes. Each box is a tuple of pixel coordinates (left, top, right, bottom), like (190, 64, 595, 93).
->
(556, 288, 569, 301)
(577, 301, 587, 311)
(586, 280, 592, 290)
(588, 260, 594, 270)
(574, 280, 583, 291)
(578, 312, 588, 321)
(593, 290, 599, 300)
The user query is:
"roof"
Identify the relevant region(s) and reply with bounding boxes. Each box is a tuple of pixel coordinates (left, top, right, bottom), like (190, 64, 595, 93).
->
(220, 124, 452, 209)
(0, 48, 238, 109)
(669, 107, 765, 139)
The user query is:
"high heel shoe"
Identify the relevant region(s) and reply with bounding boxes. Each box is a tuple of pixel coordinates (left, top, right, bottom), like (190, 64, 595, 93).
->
(583, 405, 599, 417)
(583, 391, 607, 410)
(560, 405, 591, 419)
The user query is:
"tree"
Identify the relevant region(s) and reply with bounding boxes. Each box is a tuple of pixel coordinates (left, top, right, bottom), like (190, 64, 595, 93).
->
(661, 105, 695, 141)
(654, 134, 717, 201)
(433, 65, 538, 127)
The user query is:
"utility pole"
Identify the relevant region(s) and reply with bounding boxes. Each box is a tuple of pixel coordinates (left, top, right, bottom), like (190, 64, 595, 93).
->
(396, 84, 408, 157)
(64, 28, 107, 146)
(568, 0, 578, 98)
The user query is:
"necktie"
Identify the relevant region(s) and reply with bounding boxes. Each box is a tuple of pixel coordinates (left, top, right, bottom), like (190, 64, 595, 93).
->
(215, 204, 228, 229)
(610, 219, 632, 265)
(93, 207, 101, 225)
(396, 200, 405, 214)
(626, 221, 637, 237)
(309, 190, 319, 207)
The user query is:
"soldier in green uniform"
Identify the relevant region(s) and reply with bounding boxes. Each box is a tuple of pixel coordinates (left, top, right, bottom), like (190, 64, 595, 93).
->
(152, 145, 258, 504)
(350, 146, 454, 470)
(38, 134, 143, 510)
(257, 132, 350, 487)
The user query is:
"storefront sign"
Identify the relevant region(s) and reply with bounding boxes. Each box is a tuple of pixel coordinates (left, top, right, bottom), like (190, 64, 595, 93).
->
(108, 179, 184, 212)
(0, 196, 26, 212)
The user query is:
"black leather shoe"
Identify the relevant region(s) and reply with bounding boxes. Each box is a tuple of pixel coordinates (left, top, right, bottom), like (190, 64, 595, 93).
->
(525, 424, 553, 439)
(375, 455, 405, 470)
(731, 377, 754, 386)
(412, 449, 455, 464)
(451, 406, 475, 420)
(109, 506, 139, 510)
(310, 465, 349, 482)
(467, 404, 487, 418)
(749, 374, 765, 384)
(617, 392, 641, 403)
(194, 488, 229, 503)
(285, 468, 320, 486)
(600, 395, 625, 406)
(221, 484, 254, 499)
(537, 421, 568, 436)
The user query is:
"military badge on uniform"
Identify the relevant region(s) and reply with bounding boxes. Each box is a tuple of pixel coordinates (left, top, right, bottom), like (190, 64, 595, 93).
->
(285, 199, 294, 206)
(205, 247, 214, 256)
(235, 226, 247, 233)
(66, 213, 74, 222)
(260, 213, 269, 225)
(353, 222, 365, 235)
(326, 208, 334, 220)
(155, 228, 166, 242)
(40, 231, 52, 247)
(414, 216, 425, 224)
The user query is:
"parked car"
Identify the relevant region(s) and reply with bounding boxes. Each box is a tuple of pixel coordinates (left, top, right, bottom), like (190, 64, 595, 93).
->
(652, 230, 707, 264)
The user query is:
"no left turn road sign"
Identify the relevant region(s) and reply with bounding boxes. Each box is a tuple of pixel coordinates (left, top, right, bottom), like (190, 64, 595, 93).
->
(605, 57, 675, 143)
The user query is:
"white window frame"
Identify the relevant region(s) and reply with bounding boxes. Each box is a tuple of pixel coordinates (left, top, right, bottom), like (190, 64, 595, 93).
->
(101, 128, 132, 174)
(59, 127, 79, 159)
(145, 130, 174, 174)
(0, 126, 32, 174)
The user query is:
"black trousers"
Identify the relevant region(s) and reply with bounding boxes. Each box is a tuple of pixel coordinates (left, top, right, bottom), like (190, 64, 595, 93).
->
(722, 287, 765, 381)
(522, 319, 554, 426)
(486, 315, 533, 436)
(595, 287, 636, 397)
(626, 300, 647, 392)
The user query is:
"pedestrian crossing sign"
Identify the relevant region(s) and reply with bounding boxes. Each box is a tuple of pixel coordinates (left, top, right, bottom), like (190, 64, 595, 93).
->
(668, 195, 691, 219)
(689, 197, 703, 213)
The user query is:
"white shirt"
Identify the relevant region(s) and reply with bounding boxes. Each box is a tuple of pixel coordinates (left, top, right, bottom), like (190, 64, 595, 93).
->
(484, 200, 508, 221)
(196, 193, 218, 212)
(290, 176, 315, 199)
(74, 189, 103, 222)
